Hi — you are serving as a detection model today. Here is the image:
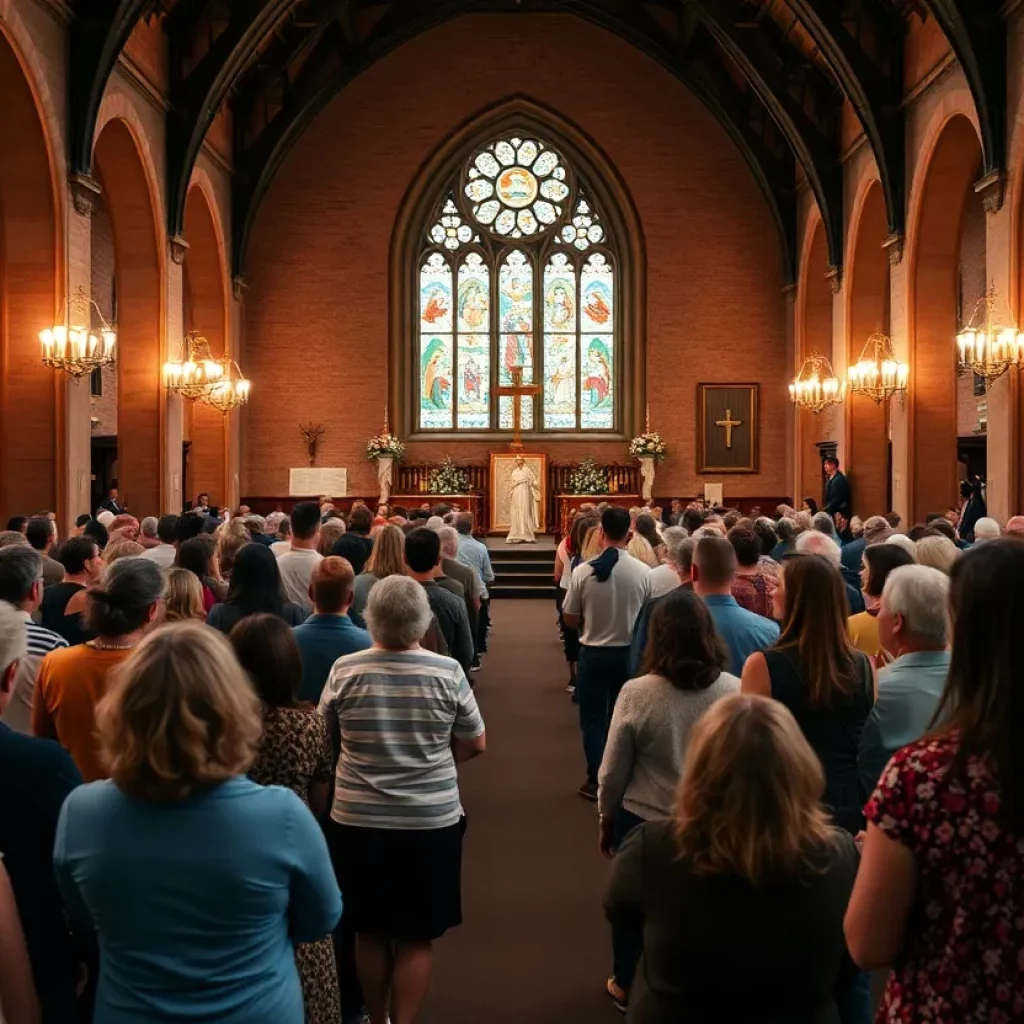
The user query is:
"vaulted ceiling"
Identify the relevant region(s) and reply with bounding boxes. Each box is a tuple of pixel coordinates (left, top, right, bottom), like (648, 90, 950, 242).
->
(68, 0, 1007, 283)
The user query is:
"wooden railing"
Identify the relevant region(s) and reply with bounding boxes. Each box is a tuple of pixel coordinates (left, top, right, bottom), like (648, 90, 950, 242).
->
(546, 463, 639, 497)
(396, 463, 490, 495)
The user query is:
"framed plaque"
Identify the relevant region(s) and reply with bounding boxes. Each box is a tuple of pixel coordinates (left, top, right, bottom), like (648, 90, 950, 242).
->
(697, 384, 759, 474)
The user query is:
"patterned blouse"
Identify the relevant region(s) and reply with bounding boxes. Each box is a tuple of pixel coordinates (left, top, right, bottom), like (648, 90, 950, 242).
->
(248, 707, 333, 808)
(866, 732, 1024, 1023)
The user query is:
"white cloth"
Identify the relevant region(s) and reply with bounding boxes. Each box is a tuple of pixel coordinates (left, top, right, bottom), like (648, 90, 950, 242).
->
(141, 544, 176, 569)
(507, 465, 540, 543)
(563, 551, 650, 647)
(270, 540, 289, 556)
(274, 547, 323, 611)
(648, 563, 680, 599)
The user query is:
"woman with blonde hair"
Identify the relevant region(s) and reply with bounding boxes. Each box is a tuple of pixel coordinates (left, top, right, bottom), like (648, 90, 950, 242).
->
(53, 623, 341, 1024)
(581, 523, 603, 562)
(913, 534, 959, 575)
(627, 531, 660, 569)
(605, 693, 858, 1024)
(215, 518, 252, 581)
(163, 567, 206, 622)
(351, 523, 407, 615)
(102, 539, 145, 566)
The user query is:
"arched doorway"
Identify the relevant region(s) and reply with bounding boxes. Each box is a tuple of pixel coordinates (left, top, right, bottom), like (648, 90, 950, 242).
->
(92, 118, 163, 516)
(796, 217, 832, 507)
(909, 115, 983, 522)
(182, 185, 229, 509)
(846, 182, 890, 518)
(0, 28, 58, 521)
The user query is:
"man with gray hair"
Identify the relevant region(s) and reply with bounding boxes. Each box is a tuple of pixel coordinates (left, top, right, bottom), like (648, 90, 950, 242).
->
(972, 517, 1001, 542)
(0, 547, 68, 734)
(858, 565, 951, 798)
(648, 526, 688, 599)
(794, 530, 865, 613)
(139, 516, 160, 550)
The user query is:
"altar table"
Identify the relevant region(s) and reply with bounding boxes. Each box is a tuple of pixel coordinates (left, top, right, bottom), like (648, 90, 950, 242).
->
(556, 494, 641, 538)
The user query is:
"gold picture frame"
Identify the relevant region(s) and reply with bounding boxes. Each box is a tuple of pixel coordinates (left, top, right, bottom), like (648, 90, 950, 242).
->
(489, 453, 548, 533)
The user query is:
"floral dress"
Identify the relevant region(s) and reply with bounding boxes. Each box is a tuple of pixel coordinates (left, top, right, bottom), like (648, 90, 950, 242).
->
(249, 707, 339, 1024)
(866, 732, 1024, 1023)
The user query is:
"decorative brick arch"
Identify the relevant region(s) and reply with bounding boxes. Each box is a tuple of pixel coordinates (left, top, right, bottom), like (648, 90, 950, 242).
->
(0, 25, 60, 521)
(93, 116, 165, 515)
(905, 112, 983, 522)
(183, 183, 230, 506)
(845, 178, 890, 517)
(795, 210, 831, 505)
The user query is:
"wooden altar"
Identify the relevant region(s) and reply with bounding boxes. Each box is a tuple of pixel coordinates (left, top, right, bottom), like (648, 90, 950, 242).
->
(556, 494, 641, 538)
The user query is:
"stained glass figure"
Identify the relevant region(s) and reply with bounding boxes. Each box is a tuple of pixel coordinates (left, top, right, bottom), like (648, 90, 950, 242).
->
(416, 132, 619, 433)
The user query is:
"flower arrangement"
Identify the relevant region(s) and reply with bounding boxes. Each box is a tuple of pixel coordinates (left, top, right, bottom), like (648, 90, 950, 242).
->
(365, 431, 405, 461)
(568, 457, 609, 495)
(629, 431, 667, 462)
(428, 457, 470, 494)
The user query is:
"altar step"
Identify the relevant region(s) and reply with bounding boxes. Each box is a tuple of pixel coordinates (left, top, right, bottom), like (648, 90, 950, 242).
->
(488, 542, 557, 600)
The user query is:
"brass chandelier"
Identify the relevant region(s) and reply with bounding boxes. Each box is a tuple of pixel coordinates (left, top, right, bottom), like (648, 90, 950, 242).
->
(39, 286, 117, 379)
(164, 331, 251, 412)
(848, 333, 909, 405)
(789, 353, 845, 414)
(956, 287, 1024, 386)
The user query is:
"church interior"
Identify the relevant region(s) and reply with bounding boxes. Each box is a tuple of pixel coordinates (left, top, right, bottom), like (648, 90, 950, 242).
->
(2, 2, 1024, 1023)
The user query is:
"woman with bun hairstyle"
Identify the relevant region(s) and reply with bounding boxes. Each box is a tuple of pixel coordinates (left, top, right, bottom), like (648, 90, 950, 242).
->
(33, 557, 165, 781)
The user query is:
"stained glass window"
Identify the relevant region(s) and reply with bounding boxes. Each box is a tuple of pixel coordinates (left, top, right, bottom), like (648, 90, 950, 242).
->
(417, 133, 618, 433)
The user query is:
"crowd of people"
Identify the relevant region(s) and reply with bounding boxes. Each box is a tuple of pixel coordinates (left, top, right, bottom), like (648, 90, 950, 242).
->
(0, 493, 492, 1024)
(1, 463, 1023, 1024)
(552, 467, 1024, 1022)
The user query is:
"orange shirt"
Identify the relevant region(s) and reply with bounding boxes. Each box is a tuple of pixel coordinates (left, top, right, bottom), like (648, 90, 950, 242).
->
(33, 644, 132, 782)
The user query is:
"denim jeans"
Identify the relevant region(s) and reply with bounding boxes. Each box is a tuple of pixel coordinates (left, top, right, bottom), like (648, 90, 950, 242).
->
(837, 969, 873, 1024)
(611, 809, 646, 991)
(577, 645, 631, 782)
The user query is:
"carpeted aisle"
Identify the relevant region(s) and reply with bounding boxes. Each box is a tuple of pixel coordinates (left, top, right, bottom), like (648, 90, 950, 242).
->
(420, 599, 621, 1024)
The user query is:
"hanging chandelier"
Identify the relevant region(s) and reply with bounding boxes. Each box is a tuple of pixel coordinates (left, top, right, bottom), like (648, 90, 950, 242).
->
(39, 285, 116, 379)
(202, 370, 251, 414)
(956, 286, 1024, 386)
(789, 353, 845, 414)
(848, 333, 909, 405)
(164, 331, 231, 400)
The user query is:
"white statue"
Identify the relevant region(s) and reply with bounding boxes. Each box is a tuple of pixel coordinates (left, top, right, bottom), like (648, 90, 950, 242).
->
(506, 455, 540, 544)
(377, 455, 394, 508)
(638, 456, 655, 503)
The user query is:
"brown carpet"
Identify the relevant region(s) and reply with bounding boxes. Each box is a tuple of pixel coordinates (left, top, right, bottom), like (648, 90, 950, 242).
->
(421, 599, 621, 1024)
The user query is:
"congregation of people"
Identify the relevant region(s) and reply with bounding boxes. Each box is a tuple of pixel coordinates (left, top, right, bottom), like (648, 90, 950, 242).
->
(0, 492, 490, 1024)
(554, 456, 1024, 1022)
(1, 453, 1023, 1024)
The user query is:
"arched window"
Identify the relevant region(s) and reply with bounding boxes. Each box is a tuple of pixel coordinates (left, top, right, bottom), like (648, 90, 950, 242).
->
(416, 133, 619, 434)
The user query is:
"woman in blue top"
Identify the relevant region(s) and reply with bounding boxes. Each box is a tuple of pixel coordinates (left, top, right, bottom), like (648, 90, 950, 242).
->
(53, 622, 342, 1024)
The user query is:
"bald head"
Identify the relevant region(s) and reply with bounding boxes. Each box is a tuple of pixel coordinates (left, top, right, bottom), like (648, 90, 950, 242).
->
(794, 529, 841, 567)
(1007, 516, 1024, 536)
(974, 517, 1001, 541)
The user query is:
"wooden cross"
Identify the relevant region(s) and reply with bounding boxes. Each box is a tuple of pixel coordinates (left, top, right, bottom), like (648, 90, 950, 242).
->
(495, 366, 541, 452)
(300, 422, 325, 466)
(715, 408, 742, 449)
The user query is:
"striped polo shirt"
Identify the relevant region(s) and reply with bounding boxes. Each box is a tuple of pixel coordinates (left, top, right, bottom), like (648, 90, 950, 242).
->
(318, 648, 484, 830)
(0, 613, 68, 735)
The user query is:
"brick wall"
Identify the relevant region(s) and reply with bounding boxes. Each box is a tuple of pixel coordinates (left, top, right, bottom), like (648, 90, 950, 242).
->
(243, 13, 788, 500)
(956, 183, 987, 439)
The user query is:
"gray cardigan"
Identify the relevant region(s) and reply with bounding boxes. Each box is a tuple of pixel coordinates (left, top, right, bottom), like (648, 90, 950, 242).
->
(598, 672, 740, 820)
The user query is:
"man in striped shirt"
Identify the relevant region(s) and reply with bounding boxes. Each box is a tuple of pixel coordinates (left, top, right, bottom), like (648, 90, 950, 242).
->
(0, 546, 67, 734)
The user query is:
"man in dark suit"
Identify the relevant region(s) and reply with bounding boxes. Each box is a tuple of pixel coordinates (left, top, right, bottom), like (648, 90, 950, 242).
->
(97, 486, 126, 516)
(822, 456, 851, 520)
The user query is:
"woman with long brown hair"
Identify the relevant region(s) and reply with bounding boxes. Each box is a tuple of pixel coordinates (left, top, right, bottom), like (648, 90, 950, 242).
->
(740, 553, 874, 834)
(351, 523, 407, 616)
(557, 514, 597, 694)
(598, 588, 738, 1013)
(605, 694, 858, 1024)
(846, 537, 1024, 1021)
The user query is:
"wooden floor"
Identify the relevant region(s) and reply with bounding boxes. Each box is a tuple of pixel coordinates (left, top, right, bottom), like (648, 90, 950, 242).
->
(420, 599, 619, 1024)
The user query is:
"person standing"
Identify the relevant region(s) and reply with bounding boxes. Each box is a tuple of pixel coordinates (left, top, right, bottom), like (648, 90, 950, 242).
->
(455, 513, 494, 654)
(96, 486, 125, 516)
(25, 518, 64, 589)
(42, 536, 104, 646)
(140, 514, 178, 569)
(562, 507, 651, 801)
(822, 456, 851, 520)
(275, 502, 324, 613)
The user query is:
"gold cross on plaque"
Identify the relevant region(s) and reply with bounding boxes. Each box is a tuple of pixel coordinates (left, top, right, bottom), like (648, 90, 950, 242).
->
(495, 366, 542, 452)
(715, 408, 742, 449)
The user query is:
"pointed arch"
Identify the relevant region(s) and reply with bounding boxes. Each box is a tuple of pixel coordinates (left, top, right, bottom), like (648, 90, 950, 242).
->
(389, 96, 645, 441)
(0, 24, 60, 521)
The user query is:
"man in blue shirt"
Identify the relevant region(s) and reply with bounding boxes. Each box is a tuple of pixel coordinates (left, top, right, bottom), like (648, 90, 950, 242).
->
(293, 556, 371, 702)
(691, 536, 778, 675)
(0, 601, 83, 1019)
(454, 512, 495, 652)
(859, 564, 951, 799)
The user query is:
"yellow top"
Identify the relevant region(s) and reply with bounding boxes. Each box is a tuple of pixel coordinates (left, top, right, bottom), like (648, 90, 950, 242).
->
(847, 611, 881, 660)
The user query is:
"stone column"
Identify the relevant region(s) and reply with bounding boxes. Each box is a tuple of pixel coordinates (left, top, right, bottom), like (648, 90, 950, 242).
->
(165, 240, 185, 514)
(783, 283, 798, 501)
(227, 275, 245, 511)
(978, 175, 1016, 524)
(830, 268, 849, 468)
(887, 234, 911, 526)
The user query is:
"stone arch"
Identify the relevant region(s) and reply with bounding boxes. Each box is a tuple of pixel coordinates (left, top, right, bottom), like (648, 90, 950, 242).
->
(906, 114, 983, 522)
(93, 117, 165, 515)
(795, 212, 832, 506)
(0, 25, 59, 520)
(388, 95, 646, 441)
(845, 179, 890, 518)
(182, 182, 230, 507)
